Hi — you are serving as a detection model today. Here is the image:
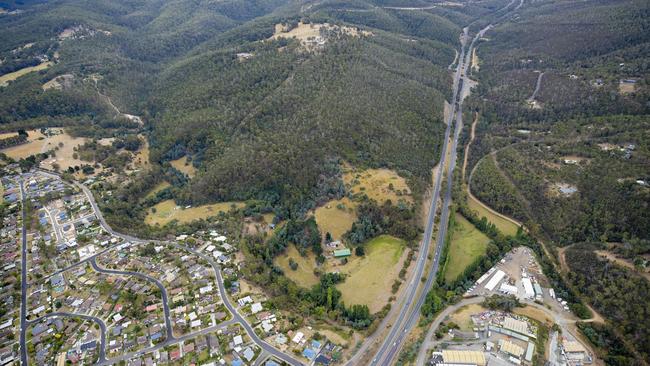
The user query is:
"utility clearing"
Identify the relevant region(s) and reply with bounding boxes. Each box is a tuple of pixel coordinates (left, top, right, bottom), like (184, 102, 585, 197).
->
(443, 213, 490, 283)
(467, 193, 519, 236)
(145, 199, 244, 226)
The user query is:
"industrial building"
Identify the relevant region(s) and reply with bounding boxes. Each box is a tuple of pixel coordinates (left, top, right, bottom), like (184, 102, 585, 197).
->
(522, 277, 534, 299)
(485, 270, 506, 291)
(435, 350, 486, 366)
(499, 339, 524, 359)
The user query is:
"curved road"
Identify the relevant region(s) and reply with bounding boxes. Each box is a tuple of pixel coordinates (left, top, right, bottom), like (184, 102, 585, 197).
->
(32, 169, 305, 365)
(89, 257, 175, 342)
(28, 312, 108, 363)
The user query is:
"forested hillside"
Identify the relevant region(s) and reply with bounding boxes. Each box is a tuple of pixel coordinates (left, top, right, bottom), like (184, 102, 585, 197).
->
(0, 0, 482, 218)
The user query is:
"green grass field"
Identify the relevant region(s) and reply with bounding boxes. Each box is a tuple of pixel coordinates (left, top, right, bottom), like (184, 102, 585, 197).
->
(467, 194, 519, 236)
(444, 213, 491, 283)
(337, 235, 406, 313)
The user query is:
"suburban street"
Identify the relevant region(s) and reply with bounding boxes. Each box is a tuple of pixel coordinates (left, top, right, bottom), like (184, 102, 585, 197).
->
(88, 257, 176, 342)
(17, 170, 304, 366)
(19, 181, 28, 366)
(27, 312, 108, 363)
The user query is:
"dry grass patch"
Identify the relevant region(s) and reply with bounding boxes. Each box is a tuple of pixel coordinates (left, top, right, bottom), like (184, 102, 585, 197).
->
(1, 129, 88, 170)
(343, 165, 412, 204)
(270, 21, 371, 47)
(314, 328, 350, 346)
(336, 235, 406, 313)
(471, 48, 480, 72)
(170, 156, 196, 178)
(275, 235, 407, 312)
(275, 245, 320, 288)
(619, 80, 636, 94)
(314, 197, 357, 240)
(449, 304, 486, 331)
(130, 135, 150, 170)
(0, 61, 53, 87)
(513, 306, 554, 326)
(145, 199, 244, 226)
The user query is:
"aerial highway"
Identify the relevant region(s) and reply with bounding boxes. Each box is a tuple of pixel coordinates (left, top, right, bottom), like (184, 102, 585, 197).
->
(370, 18, 504, 366)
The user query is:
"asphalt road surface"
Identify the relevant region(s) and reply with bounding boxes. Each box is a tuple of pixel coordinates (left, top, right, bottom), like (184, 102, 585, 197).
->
(19, 181, 28, 366)
(371, 21, 496, 366)
(28, 312, 108, 362)
(89, 257, 175, 342)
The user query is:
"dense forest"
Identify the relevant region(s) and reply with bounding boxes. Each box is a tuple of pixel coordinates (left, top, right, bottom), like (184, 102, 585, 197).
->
(0, 0, 496, 218)
(566, 244, 650, 363)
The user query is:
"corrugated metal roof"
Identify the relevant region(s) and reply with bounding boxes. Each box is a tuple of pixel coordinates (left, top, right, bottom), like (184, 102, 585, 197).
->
(441, 350, 486, 366)
(503, 317, 529, 335)
(500, 340, 524, 357)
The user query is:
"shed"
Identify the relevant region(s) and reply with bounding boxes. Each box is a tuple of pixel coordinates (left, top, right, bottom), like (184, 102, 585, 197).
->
(333, 249, 351, 258)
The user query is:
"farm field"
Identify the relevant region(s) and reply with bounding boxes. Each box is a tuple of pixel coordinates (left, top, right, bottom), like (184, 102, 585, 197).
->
(443, 213, 490, 283)
(342, 165, 412, 204)
(449, 304, 486, 331)
(467, 193, 519, 236)
(170, 156, 196, 177)
(314, 197, 358, 240)
(145, 199, 244, 226)
(0, 61, 53, 86)
(336, 235, 406, 313)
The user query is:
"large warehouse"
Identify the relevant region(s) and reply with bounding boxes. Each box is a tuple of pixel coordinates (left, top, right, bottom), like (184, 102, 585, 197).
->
(436, 350, 487, 366)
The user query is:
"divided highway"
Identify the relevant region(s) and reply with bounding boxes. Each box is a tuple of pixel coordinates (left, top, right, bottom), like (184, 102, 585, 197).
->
(371, 22, 495, 366)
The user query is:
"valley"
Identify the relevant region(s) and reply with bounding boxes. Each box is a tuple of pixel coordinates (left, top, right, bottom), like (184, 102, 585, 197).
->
(0, 0, 648, 365)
